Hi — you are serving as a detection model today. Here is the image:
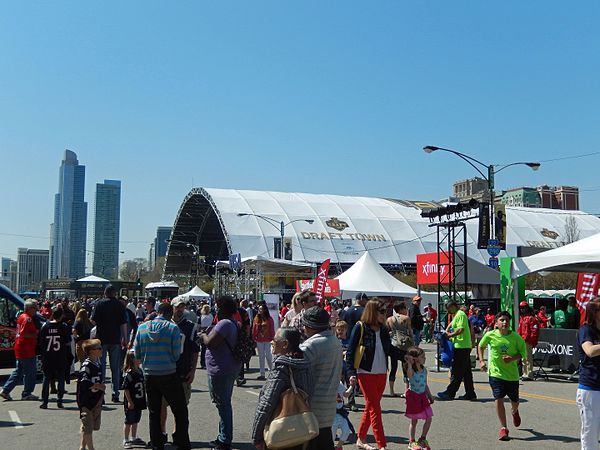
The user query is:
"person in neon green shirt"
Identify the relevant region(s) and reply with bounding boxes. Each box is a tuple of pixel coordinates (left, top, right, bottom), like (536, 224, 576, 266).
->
(436, 301, 476, 401)
(478, 311, 527, 442)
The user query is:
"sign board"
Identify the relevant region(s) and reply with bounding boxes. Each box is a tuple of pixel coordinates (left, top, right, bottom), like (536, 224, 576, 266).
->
(477, 203, 491, 249)
(487, 239, 501, 257)
(534, 328, 579, 373)
(416, 251, 453, 285)
(263, 293, 281, 328)
(488, 256, 499, 269)
(495, 204, 507, 249)
(296, 279, 340, 297)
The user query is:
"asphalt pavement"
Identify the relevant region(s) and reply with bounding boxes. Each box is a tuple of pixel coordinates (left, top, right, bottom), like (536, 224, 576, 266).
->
(0, 343, 584, 450)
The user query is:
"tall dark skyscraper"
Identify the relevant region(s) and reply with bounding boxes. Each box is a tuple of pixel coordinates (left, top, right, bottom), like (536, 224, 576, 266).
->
(49, 150, 87, 279)
(92, 180, 121, 279)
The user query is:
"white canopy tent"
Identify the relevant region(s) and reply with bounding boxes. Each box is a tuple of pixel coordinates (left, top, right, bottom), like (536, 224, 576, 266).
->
(335, 251, 436, 301)
(76, 275, 110, 283)
(512, 232, 600, 278)
(179, 285, 210, 300)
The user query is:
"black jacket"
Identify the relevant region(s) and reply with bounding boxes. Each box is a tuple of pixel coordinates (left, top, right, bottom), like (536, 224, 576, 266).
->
(251, 354, 314, 443)
(345, 321, 391, 376)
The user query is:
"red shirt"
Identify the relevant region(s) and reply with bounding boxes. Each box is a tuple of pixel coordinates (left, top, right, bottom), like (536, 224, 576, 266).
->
(537, 311, 550, 328)
(485, 314, 495, 327)
(428, 307, 438, 322)
(14, 312, 38, 359)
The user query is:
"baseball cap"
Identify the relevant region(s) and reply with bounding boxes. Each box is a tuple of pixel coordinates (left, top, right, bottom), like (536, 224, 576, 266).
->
(519, 301, 528, 307)
(171, 297, 186, 307)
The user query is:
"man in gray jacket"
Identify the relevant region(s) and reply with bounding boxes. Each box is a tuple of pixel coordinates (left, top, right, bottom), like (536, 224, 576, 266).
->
(300, 306, 342, 450)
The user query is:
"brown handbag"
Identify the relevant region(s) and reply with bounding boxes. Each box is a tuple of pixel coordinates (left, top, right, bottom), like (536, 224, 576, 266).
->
(263, 367, 319, 449)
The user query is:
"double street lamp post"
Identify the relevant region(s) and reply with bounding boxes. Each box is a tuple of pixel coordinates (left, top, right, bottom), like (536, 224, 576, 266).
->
(423, 145, 541, 260)
(237, 213, 314, 259)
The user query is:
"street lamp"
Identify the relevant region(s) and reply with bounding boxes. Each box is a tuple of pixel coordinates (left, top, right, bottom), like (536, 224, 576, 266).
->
(423, 145, 540, 248)
(237, 213, 315, 259)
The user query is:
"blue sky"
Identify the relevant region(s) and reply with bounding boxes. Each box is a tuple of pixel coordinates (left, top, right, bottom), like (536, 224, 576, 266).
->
(2, 1, 600, 264)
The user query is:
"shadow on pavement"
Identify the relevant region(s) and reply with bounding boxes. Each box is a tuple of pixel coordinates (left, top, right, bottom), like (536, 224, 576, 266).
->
(0, 420, 34, 428)
(513, 428, 580, 444)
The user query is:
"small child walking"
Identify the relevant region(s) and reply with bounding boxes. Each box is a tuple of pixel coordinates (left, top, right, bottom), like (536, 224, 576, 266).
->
(77, 339, 105, 450)
(121, 351, 147, 449)
(403, 347, 434, 450)
(331, 372, 356, 450)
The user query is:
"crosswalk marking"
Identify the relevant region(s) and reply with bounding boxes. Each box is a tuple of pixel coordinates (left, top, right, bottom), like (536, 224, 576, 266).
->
(8, 410, 23, 429)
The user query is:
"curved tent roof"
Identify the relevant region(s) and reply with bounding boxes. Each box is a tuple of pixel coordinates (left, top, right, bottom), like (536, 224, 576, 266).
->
(164, 188, 600, 276)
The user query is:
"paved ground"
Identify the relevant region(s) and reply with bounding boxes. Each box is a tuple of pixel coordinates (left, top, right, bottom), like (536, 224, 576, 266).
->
(0, 343, 585, 449)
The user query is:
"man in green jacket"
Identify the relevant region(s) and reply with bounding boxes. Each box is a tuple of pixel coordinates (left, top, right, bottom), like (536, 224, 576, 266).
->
(437, 300, 477, 401)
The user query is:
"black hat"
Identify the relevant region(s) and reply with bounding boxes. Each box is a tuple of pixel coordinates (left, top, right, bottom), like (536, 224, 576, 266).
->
(301, 306, 331, 331)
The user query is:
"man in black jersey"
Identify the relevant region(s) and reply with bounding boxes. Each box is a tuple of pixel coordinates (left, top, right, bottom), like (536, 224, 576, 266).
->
(39, 307, 71, 409)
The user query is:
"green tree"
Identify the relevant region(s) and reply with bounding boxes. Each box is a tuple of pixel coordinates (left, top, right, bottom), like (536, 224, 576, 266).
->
(119, 258, 149, 281)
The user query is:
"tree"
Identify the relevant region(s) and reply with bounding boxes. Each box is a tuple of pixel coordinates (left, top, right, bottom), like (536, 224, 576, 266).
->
(563, 215, 581, 245)
(119, 258, 150, 281)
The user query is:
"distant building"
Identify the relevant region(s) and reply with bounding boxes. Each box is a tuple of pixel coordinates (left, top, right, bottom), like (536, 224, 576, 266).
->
(92, 180, 121, 279)
(49, 150, 87, 279)
(499, 187, 541, 208)
(154, 226, 172, 261)
(1, 257, 16, 291)
(453, 177, 489, 202)
(453, 177, 580, 211)
(537, 185, 579, 210)
(16, 248, 49, 292)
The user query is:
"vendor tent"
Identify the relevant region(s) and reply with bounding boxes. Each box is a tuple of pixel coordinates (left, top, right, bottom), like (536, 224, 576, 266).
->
(336, 251, 436, 300)
(180, 285, 210, 300)
(512, 232, 600, 278)
(76, 275, 110, 283)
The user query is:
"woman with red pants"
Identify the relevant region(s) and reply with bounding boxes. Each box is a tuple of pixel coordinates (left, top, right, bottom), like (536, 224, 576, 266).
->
(345, 299, 391, 450)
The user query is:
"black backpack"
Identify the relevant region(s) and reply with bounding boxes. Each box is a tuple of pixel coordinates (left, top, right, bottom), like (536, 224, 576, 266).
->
(225, 319, 255, 363)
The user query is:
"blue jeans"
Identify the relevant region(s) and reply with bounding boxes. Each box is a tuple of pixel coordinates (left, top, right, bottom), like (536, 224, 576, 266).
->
(100, 344, 122, 397)
(2, 357, 37, 397)
(413, 328, 422, 347)
(42, 372, 65, 402)
(208, 372, 237, 445)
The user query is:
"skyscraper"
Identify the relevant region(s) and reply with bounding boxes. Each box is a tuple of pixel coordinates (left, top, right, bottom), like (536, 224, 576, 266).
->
(49, 150, 87, 279)
(16, 248, 49, 292)
(154, 226, 172, 265)
(92, 180, 121, 279)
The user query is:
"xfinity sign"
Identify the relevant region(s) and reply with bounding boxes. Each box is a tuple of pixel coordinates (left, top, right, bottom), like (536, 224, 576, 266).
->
(416, 252, 454, 285)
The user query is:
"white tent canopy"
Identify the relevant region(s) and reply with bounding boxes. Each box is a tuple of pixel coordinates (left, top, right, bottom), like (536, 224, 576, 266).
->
(180, 285, 210, 300)
(335, 251, 436, 300)
(511, 232, 600, 279)
(76, 275, 110, 283)
(145, 281, 179, 289)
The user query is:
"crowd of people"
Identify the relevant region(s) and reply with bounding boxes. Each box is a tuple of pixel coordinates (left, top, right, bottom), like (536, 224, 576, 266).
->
(0, 288, 599, 450)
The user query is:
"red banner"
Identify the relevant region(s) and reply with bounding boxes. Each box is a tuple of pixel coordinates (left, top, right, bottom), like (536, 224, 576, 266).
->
(313, 259, 331, 304)
(416, 251, 453, 285)
(576, 272, 600, 326)
(296, 278, 340, 297)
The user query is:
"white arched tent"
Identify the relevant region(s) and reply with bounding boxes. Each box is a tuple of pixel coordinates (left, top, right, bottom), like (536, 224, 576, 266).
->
(336, 251, 436, 301)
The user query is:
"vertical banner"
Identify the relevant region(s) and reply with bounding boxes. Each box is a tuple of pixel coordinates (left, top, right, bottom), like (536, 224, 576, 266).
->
(500, 257, 523, 328)
(576, 273, 600, 326)
(495, 204, 507, 249)
(273, 237, 282, 259)
(477, 203, 490, 249)
(313, 258, 331, 304)
(283, 238, 293, 260)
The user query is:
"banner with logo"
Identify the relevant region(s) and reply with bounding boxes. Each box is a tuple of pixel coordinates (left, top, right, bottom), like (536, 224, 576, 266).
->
(477, 203, 490, 249)
(494, 204, 507, 250)
(576, 272, 600, 326)
(416, 251, 453, 285)
(313, 259, 331, 303)
(296, 278, 340, 297)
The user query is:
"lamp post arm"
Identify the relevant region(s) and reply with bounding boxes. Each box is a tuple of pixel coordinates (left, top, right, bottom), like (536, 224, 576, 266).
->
(494, 162, 540, 174)
(238, 213, 281, 233)
(451, 152, 489, 180)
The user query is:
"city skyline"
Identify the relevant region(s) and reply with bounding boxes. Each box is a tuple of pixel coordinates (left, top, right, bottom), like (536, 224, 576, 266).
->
(92, 179, 121, 279)
(49, 149, 87, 279)
(2, 3, 600, 265)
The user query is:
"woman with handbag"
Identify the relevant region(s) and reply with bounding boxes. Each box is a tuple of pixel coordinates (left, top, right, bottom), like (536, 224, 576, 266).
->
(252, 327, 314, 450)
(199, 295, 242, 450)
(386, 301, 413, 397)
(345, 299, 392, 450)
